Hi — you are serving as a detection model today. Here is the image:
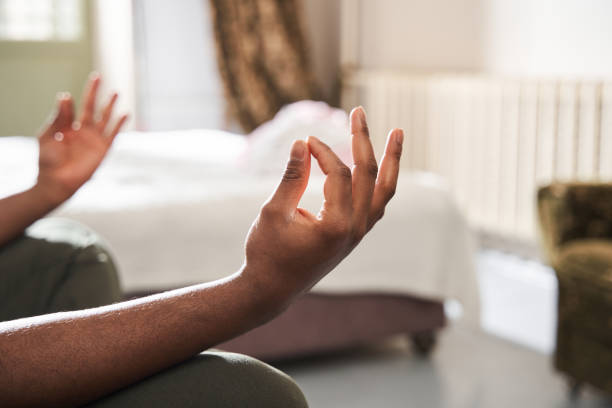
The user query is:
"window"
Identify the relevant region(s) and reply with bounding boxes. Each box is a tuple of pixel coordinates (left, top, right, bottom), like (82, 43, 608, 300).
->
(0, 0, 81, 41)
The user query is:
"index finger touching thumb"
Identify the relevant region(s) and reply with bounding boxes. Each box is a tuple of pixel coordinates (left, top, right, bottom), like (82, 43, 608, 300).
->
(268, 139, 311, 214)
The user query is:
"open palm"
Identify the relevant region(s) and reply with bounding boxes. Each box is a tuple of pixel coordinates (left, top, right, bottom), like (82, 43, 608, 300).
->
(37, 75, 127, 204)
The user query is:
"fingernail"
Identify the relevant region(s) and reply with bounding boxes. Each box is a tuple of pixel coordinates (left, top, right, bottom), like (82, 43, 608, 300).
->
(396, 129, 404, 145)
(89, 71, 100, 79)
(291, 141, 305, 161)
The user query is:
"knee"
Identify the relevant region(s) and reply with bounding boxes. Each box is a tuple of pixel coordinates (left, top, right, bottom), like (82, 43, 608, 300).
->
(26, 218, 111, 251)
(27, 218, 122, 310)
(200, 351, 308, 408)
(89, 352, 308, 407)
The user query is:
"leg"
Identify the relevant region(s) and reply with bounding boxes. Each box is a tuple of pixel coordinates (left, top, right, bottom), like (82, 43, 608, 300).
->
(0, 218, 121, 321)
(410, 331, 438, 356)
(86, 351, 308, 407)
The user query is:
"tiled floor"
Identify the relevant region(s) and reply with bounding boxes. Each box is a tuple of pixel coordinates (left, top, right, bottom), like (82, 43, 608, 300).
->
(277, 325, 611, 408)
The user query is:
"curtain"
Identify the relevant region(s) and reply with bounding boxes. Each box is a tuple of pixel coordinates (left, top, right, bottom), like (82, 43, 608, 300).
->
(209, 0, 321, 132)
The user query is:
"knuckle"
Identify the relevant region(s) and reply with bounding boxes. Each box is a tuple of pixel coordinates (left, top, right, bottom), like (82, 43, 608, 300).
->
(367, 209, 385, 230)
(380, 181, 396, 201)
(360, 124, 370, 137)
(324, 219, 351, 240)
(365, 159, 379, 178)
(282, 161, 304, 182)
(336, 163, 352, 180)
(352, 224, 367, 241)
(260, 202, 280, 219)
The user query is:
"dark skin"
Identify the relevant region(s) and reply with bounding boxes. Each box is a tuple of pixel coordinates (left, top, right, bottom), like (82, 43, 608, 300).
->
(0, 76, 404, 407)
(0, 74, 127, 247)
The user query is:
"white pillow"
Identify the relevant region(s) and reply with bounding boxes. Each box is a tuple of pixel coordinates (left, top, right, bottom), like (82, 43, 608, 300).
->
(243, 100, 351, 175)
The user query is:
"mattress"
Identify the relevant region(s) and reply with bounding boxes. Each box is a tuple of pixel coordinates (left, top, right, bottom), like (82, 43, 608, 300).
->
(0, 128, 479, 322)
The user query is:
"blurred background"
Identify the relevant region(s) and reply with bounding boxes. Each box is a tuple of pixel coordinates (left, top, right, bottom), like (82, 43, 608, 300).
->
(1, 1, 611, 406)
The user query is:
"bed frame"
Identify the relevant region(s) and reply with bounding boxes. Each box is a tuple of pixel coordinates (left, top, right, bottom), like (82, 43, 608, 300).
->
(217, 292, 445, 361)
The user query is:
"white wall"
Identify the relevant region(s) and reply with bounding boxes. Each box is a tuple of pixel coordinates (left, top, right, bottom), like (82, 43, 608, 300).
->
(352, 0, 485, 71)
(482, 0, 612, 78)
(342, 0, 612, 78)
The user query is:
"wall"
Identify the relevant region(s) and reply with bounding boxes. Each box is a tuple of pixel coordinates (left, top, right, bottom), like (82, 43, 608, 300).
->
(482, 0, 612, 78)
(342, 0, 612, 79)
(0, 0, 92, 136)
(347, 0, 485, 72)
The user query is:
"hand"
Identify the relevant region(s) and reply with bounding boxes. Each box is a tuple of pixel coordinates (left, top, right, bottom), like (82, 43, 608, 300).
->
(36, 74, 127, 205)
(242, 107, 403, 310)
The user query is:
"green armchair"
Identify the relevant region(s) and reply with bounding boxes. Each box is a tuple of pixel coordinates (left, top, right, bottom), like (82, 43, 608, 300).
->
(537, 183, 612, 395)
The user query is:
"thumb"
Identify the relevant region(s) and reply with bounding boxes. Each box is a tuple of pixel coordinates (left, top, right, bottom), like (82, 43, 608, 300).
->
(269, 140, 311, 214)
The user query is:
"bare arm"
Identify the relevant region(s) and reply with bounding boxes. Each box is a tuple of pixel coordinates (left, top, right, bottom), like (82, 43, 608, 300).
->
(0, 75, 126, 247)
(0, 108, 403, 407)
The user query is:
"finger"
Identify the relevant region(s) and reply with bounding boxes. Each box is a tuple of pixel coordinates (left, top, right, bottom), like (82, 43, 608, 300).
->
(350, 106, 377, 232)
(307, 136, 353, 216)
(266, 140, 311, 215)
(40, 93, 74, 139)
(107, 114, 128, 143)
(97, 92, 118, 133)
(61, 93, 75, 127)
(368, 128, 403, 229)
(79, 73, 101, 126)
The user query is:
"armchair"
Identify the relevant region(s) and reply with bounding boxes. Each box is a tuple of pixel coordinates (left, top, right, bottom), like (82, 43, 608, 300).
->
(537, 183, 612, 395)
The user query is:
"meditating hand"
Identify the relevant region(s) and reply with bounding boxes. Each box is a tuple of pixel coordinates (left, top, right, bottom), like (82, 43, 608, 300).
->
(243, 106, 403, 310)
(36, 74, 127, 205)
(0, 101, 403, 407)
(0, 74, 127, 247)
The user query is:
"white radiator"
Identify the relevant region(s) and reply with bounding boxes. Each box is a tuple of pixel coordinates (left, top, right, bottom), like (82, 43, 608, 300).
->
(342, 70, 612, 240)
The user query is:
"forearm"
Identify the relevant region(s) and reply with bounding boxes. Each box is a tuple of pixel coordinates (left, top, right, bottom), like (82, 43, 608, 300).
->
(0, 267, 278, 407)
(0, 185, 61, 247)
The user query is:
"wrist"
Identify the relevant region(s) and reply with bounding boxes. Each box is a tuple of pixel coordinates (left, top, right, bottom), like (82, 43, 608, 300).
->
(235, 263, 292, 322)
(31, 181, 70, 209)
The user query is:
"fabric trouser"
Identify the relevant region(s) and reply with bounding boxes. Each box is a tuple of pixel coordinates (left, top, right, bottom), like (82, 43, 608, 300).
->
(0, 218, 307, 407)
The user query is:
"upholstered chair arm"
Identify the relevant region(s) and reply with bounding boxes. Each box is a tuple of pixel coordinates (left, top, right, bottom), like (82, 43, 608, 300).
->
(556, 240, 612, 285)
(538, 183, 612, 266)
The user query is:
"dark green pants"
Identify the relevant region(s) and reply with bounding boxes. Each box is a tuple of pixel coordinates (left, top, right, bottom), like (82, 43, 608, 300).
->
(0, 218, 307, 407)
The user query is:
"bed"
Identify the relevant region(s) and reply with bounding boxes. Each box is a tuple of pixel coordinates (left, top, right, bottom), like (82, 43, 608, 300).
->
(0, 102, 479, 360)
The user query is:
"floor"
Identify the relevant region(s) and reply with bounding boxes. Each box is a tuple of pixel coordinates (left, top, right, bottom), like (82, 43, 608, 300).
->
(277, 326, 611, 408)
(275, 249, 611, 407)
(477, 248, 558, 353)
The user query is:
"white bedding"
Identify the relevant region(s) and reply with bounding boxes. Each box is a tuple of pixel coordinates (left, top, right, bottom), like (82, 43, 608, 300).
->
(0, 104, 479, 321)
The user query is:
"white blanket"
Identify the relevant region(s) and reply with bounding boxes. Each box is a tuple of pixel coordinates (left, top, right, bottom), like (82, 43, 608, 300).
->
(0, 128, 479, 321)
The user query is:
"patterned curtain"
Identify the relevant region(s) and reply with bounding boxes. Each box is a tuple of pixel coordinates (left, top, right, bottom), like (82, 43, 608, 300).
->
(209, 0, 321, 132)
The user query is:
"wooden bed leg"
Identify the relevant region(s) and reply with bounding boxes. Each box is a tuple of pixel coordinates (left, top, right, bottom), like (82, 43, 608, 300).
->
(410, 331, 438, 356)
